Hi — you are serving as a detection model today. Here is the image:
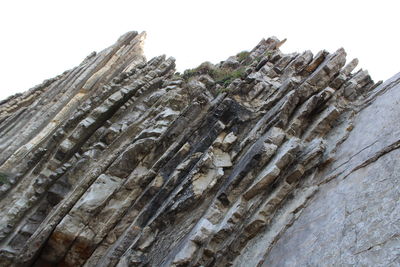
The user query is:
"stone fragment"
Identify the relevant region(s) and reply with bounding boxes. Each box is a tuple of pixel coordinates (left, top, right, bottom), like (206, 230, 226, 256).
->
(243, 165, 280, 200)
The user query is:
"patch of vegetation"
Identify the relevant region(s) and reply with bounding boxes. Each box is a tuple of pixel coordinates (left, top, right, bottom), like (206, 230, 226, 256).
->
(255, 50, 274, 64)
(213, 67, 246, 87)
(0, 172, 9, 185)
(265, 50, 273, 57)
(236, 51, 250, 62)
(182, 61, 246, 88)
(182, 62, 215, 80)
(181, 69, 197, 80)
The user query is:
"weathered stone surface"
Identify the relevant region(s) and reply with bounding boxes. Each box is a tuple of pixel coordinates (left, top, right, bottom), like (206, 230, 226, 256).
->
(0, 31, 398, 267)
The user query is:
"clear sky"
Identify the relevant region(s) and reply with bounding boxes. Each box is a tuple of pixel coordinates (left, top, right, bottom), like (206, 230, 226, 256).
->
(0, 0, 399, 101)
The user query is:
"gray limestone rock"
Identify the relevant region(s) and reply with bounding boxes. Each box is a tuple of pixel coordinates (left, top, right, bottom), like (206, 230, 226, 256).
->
(0, 31, 398, 267)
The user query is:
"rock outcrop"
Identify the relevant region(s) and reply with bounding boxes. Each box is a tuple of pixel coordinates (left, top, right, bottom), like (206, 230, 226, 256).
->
(0, 31, 398, 267)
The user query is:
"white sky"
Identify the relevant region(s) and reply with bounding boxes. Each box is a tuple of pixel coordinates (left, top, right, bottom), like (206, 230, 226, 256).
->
(0, 0, 399, 101)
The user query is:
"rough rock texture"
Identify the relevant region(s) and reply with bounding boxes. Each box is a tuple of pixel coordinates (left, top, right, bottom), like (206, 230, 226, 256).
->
(0, 31, 398, 267)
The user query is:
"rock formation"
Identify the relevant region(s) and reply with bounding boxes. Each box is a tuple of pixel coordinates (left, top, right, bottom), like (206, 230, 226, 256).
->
(0, 31, 398, 266)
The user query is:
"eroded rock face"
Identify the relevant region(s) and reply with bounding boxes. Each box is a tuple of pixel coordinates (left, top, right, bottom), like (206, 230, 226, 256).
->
(0, 31, 398, 267)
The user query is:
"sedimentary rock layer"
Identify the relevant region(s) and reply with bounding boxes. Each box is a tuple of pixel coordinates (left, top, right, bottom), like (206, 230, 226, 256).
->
(0, 31, 398, 267)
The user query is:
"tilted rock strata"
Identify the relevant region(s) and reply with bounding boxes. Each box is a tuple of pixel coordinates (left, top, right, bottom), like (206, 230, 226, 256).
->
(0, 31, 398, 266)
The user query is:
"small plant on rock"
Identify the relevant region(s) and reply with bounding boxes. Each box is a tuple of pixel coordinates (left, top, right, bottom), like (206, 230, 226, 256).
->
(236, 51, 250, 63)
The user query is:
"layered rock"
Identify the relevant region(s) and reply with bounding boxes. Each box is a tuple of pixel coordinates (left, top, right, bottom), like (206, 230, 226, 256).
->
(0, 31, 398, 267)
